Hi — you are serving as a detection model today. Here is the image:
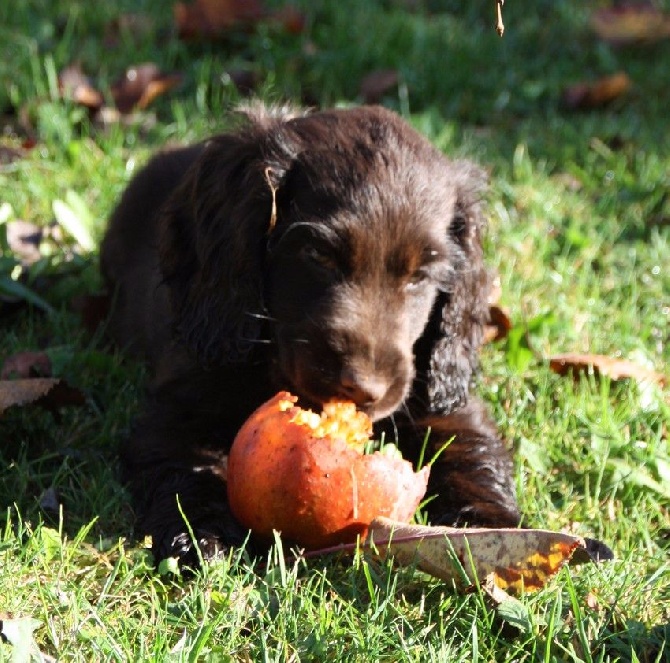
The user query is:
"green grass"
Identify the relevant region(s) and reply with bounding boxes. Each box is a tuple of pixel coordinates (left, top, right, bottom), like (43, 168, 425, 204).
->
(1, 0, 669, 660)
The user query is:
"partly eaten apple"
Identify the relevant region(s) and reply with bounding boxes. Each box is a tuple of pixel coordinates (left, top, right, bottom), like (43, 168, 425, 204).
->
(227, 391, 430, 549)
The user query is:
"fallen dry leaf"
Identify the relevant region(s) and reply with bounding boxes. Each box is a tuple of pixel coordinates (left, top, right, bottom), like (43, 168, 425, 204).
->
(0, 378, 85, 416)
(562, 72, 632, 111)
(484, 305, 512, 344)
(482, 572, 515, 604)
(270, 5, 306, 35)
(58, 63, 104, 111)
(591, 5, 670, 45)
(549, 353, 665, 386)
(367, 517, 588, 593)
(175, 0, 265, 39)
(5, 220, 43, 266)
(111, 63, 183, 114)
(359, 69, 399, 104)
(1, 351, 51, 379)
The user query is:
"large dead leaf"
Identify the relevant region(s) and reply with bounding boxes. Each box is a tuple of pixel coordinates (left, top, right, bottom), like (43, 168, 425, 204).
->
(5, 220, 43, 266)
(367, 517, 589, 593)
(1, 351, 51, 379)
(591, 5, 670, 45)
(175, 0, 265, 39)
(359, 69, 399, 104)
(270, 5, 306, 35)
(562, 72, 632, 111)
(0, 378, 85, 416)
(549, 353, 666, 386)
(484, 305, 512, 344)
(175, 0, 304, 39)
(111, 64, 183, 114)
(58, 63, 104, 111)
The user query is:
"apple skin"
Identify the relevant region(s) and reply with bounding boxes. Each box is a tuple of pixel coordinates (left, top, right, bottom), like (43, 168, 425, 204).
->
(227, 392, 430, 550)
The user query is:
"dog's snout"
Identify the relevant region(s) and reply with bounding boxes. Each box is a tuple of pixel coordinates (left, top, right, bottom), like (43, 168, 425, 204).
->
(338, 367, 389, 407)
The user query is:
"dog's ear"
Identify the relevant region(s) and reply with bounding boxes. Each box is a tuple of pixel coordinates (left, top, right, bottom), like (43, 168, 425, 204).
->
(415, 161, 492, 414)
(159, 131, 285, 364)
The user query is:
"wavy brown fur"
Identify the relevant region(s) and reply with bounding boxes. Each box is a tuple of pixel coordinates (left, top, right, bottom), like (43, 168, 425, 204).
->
(100, 105, 520, 567)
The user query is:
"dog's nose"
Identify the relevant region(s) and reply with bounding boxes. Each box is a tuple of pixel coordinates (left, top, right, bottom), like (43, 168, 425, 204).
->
(338, 368, 388, 406)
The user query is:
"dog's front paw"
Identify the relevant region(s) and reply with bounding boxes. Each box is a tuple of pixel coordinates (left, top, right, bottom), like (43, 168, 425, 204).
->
(154, 521, 251, 572)
(165, 531, 228, 570)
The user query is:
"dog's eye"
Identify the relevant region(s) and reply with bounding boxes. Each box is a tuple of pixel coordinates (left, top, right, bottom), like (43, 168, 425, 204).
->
(301, 246, 339, 276)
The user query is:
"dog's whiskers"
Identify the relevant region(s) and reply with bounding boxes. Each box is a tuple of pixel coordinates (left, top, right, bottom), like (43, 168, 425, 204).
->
(387, 412, 400, 445)
(245, 311, 276, 322)
(240, 337, 274, 345)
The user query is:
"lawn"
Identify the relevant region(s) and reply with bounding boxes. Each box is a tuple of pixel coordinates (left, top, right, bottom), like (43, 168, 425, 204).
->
(1, 0, 669, 660)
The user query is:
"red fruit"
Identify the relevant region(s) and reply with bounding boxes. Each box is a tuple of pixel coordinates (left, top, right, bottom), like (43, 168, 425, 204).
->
(227, 392, 429, 550)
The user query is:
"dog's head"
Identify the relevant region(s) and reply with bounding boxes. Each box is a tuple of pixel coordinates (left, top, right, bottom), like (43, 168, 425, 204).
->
(160, 105, 488, 420)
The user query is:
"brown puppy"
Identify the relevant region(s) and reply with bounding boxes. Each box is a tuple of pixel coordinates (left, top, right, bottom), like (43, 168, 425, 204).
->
(101, 105, 520, 566)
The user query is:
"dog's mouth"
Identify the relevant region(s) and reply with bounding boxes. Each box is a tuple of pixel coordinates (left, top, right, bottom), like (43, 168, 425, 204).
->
(275, 345, 411, 422)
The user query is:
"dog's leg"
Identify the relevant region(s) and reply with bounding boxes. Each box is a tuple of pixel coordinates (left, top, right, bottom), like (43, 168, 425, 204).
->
(120, 371, 270, 569)
(413, 398, 521, 528)
(122, 432, 250, 569)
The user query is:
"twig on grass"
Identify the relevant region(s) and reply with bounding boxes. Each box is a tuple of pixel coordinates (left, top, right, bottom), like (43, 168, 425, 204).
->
(496, 0, 505, 37)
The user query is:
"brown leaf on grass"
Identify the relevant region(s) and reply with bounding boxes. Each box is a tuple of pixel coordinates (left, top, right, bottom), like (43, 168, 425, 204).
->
(175, 0, 265, 39)
(1, 351, 51, 379)
(359, 69, 399, 104)
(58, 63, 104, 111)
(111, 64, 183, 114)
(0, 378, 85, 416)
(591, 5, 670, 46)
(482, 573, 515, 604)
(270, 5, 306, 35)
(5, 220, 43, 266)
(484, 305, 512, 344)
(549, 353, 666, 386)
(367, 517, 588, 593)
(562, 72, 632, 111)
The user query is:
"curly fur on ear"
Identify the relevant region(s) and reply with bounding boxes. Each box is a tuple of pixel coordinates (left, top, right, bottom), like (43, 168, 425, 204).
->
(158, 112, 301, 364)
(414, 160, 491, 414)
